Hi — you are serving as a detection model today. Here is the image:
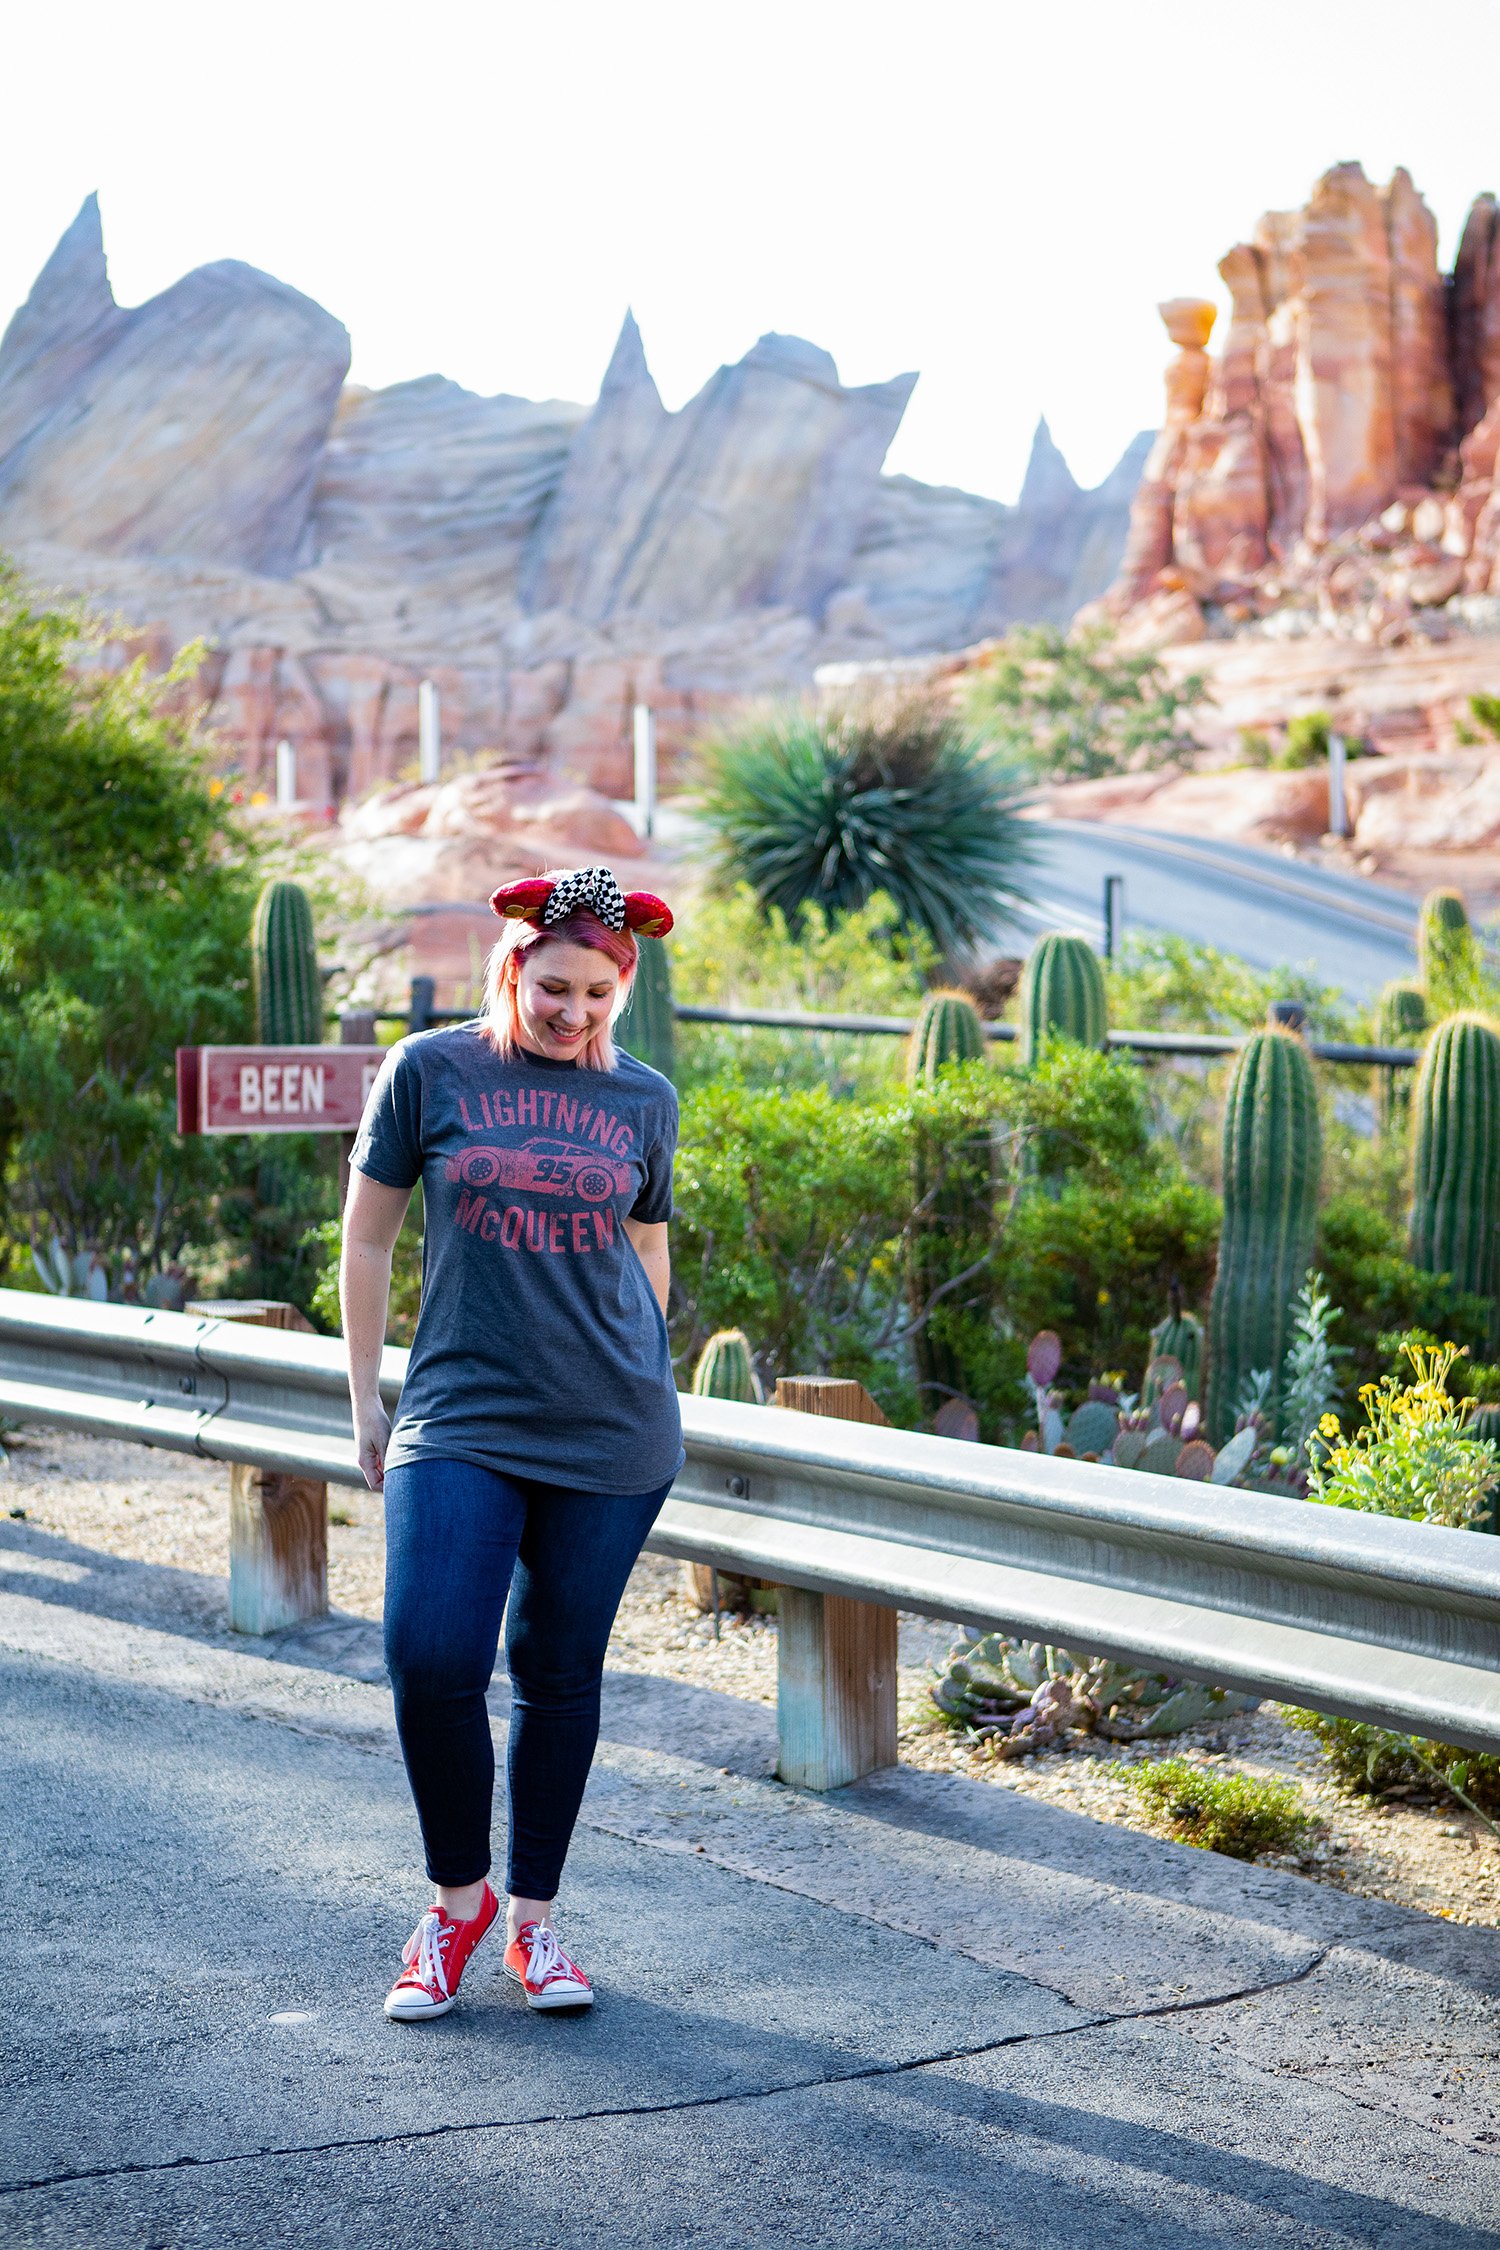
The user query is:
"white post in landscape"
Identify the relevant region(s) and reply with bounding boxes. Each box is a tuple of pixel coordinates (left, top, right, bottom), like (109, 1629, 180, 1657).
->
(275, 738, 297, 809)
(1328, 731, 1348, 839)
(633, 702, 657, 840)
(418, 679, 441, 784)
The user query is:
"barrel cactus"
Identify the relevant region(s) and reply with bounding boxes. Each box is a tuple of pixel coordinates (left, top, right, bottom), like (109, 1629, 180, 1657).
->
(1418, 887, 1479, 1015)
(1375, 979, 1428, 1136)
(907, 990, 985, 1085)
(1148, 1282, 1204, 1401)
(1019, 932, 1107, 1063)
(1206, 1028, 1322, 1444)
(1408, 1012, 1500, 1340)
(691, 1328, 762, 1404)
(251, 879, 322, 1045)
(617, 936, 676, 1081)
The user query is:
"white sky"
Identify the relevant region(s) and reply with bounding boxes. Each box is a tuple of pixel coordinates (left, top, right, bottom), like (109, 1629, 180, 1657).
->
(3, 0, 1499, 504)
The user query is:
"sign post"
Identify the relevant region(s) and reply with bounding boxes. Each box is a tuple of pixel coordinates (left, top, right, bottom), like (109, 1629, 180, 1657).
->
(176, 1045, 385, 1137)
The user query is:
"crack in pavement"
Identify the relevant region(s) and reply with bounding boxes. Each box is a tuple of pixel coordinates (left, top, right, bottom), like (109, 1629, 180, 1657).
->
(0, 1948, 1333, 2200)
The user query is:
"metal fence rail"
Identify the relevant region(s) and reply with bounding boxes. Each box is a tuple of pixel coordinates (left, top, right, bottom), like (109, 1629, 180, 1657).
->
(396, 984, 1418, 1068)
(3, 1290, 1498, 1756)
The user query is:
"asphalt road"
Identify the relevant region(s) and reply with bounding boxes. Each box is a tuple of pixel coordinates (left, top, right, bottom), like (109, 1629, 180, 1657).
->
(1020, 821, 1420, 998)
(4, 1519, 1499, 2248)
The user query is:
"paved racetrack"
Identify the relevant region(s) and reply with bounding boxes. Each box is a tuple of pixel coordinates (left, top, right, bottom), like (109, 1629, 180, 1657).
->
(1019, 822, 1419, 998)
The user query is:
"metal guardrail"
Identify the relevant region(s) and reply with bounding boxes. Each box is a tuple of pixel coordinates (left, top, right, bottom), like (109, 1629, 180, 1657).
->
(393, 986, 1419, 1069)
(2, 1289, 1498, 1752)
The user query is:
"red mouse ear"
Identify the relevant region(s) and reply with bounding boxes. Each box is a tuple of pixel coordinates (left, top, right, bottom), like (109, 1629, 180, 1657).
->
(490, 877, 554, 924)
(622, 892, 674, 938)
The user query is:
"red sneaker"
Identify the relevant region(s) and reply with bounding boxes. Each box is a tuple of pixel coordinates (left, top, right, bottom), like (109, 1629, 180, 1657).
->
(504, 1919, 594, 2010)
(384, 1884, 499, 2021)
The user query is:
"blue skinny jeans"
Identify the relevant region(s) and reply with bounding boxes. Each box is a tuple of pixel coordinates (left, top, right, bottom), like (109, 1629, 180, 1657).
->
(382, 1458, 671, 1897)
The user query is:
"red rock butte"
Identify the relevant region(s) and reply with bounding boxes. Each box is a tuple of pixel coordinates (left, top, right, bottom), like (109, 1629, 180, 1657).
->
(1105, 160, 1500, 649)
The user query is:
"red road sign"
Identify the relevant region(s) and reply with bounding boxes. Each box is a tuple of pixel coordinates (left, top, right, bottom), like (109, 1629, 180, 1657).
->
(176, 1046, 386, 1136)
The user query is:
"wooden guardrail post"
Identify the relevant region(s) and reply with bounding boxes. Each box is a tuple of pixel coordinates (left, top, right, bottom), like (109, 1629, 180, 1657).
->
(772, 1376, 898, 1790)
(187, 1299, 329, 1635)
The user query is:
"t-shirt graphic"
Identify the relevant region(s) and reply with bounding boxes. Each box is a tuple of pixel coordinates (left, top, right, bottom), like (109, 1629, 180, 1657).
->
(351, 1023, 682, 1492)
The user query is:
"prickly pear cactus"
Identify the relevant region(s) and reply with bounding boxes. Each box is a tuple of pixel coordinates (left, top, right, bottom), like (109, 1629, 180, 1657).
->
(1065, 1400, 1119, 1458)
(1205, 1028, 1322, 1444)
(906, 990, 985, 1085)
(1375, 979, 1428, 1135)
(616, 936, 676, 1081)
(251, 879, 322, 1045)
(691, 1329, 762, 1404)
(1408, 1011, 1500, 1338)
(930, 1631, 1258, 1751)
(1019, 933, 1108, 1064)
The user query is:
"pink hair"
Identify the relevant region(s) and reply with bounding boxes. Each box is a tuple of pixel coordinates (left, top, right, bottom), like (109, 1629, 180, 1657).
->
(480, 903, 638, 1070)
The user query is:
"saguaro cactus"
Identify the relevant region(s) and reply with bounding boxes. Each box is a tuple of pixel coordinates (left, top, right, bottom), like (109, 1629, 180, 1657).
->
(907, 990, 986, 1085)
(1375, 979, 1428, 1135)
(1019, 932, 1107, 1063)
(616, 936, 676, 1080)
(1408, 1012, 1500, 1338)
(692, 1328, 762, 1403)
(251, 879, 322, 1045)
(1418, 887, 1478, 1015)
(1206, 1027, 1322, 1443)
(906, 991, 992, 1419)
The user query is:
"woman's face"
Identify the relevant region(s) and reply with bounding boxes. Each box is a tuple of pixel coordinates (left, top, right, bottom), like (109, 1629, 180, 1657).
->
(514, 939, 624, 1060)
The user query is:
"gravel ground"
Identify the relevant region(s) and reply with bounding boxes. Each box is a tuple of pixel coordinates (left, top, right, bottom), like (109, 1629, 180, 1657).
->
(5, 1423, 1497, 1926)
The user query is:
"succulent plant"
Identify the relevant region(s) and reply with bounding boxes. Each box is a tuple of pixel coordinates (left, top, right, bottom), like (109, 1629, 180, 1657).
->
(616, 935, 676, 1081)
(907, 989, 986, 1084)
(907, 992, 995, 1418)
(1148, 1281, 1204, 1401)
(1408, 1011, 1500, 1341)
(1066, 1400, 1119, 1457)
(1205, 1028, 1322, 1444)
(251, 878, 322, 1045)
(931, 1630, 1257, 1752)
(1374, 979, 1428, 1136)
(1019, 932, 1108, 1064)
(1418, 886, 1479, 1014)
(691, 1328, 762, 1404)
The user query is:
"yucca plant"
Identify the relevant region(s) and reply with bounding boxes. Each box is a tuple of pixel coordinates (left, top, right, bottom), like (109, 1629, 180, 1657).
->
(696, 692, 1037, 957)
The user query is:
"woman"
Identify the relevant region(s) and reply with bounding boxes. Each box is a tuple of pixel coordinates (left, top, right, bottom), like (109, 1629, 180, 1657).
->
(342, 864, 680, 2023)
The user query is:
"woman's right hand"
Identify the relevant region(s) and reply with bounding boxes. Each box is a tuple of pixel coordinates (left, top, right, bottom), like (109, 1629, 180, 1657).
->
(355, 1398, 393, 1491)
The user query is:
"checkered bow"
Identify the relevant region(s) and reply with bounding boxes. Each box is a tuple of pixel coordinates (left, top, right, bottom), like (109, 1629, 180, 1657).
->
(489, 867, 674, 938)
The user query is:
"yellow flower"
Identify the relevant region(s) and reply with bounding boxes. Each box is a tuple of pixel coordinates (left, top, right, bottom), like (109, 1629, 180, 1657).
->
(208, 776, 224, 797)
(1096, 1288, 1111, 1307)
(1318, 1413, 1341, 1440)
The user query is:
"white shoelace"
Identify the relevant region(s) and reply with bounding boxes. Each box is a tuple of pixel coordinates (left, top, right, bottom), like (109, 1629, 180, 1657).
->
(522, 1922, 572, 1986)
(409, 1909, 453, 1999)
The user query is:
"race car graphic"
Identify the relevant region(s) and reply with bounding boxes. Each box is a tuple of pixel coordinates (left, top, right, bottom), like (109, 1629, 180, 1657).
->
(446, 1135, 633, 1205)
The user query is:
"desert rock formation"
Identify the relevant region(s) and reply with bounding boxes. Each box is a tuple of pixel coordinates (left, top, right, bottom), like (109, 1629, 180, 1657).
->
(0, 197, 1146, 809)
(1105, 161, 1500, 649)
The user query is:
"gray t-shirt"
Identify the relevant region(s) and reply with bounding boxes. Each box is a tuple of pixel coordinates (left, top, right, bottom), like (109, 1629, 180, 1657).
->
(350, 1023, 682, 1493)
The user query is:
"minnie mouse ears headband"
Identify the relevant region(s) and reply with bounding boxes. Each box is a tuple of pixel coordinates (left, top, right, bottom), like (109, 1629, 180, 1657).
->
(489, 866, 674, 939)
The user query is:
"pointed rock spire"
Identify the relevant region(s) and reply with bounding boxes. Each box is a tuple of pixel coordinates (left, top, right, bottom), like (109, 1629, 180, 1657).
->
(0, 193, 124, 470)
(1018, 416, 1080, 514)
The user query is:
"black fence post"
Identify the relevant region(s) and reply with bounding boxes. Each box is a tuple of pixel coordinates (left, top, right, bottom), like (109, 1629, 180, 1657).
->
(408, 975, 436, 1035)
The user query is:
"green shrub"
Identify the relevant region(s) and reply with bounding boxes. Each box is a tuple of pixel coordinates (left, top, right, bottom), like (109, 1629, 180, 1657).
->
(307, 1188, 425, 1344)
(667, 884, 933, 1096)
(1114, 1756, 1318, 1859)
(1316, 1191, 1491, 1397)
(1289, 1708, 1500, 1819)
(0, 566, 263, 1289)
(963, 624, 1204, 782)
(1307, 1338, 1500, 1529)
(696, 692, 1036, 957)
(1277, 710, 1332, 769)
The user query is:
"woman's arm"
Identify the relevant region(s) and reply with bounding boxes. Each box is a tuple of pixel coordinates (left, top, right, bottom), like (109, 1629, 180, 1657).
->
(341, 1170, 414, 1490)
(623, 1218, 671, 1314)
